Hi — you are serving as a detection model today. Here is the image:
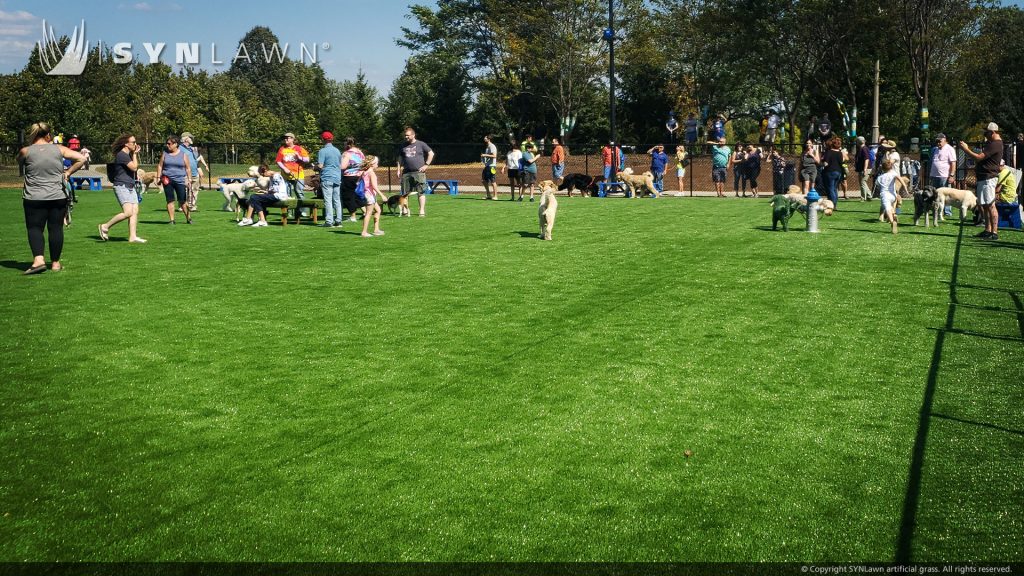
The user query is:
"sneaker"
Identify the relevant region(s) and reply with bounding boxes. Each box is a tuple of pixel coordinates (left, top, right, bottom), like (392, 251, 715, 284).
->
(238, 218, 253, 226)
(332, 223, 342, 228)
(975, 230, 992, 238)
(349, 216, 359, 222)
(320, 222, 333, 228)
(253, 220, 268, 227)
(170, 220, 176, 225)
(373, 230, 385, 236)
(981, 233, 998, 241)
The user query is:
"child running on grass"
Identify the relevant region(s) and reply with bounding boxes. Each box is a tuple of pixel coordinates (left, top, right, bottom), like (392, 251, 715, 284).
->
(874, 158, 899, 234)
(358, 155, 385, 237)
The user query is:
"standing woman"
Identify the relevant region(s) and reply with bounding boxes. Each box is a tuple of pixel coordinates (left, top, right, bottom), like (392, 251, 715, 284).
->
(339, 137, 366, 222)
(99, 134, 146, 243)
(800, 139, 820, 194)
(744, 144, 762, 198)
(156, 135, 192, 225)
(731, 144, 748, 197)
(822, 136, 847, 208)
(17, 122, 87, 274)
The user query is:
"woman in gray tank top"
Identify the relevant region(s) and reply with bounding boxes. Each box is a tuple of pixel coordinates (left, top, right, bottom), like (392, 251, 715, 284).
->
(156, 135, 193, 225)
(17, 122, 87, 274)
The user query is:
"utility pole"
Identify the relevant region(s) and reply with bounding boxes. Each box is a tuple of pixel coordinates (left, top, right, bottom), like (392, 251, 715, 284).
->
(605, 0, 617, 183)
(871, 60, 880, 144)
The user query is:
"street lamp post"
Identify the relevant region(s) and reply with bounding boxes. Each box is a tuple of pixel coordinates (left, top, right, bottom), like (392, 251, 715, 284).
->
(604, 0, 617, 183)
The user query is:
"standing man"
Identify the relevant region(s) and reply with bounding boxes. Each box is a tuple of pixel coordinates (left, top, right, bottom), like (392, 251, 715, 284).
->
(317, 131, 342, 227)
(601, 141, 621, 180)
(180, 132, 207, 211)
(853, 136, 872, 201)
(929, 133, 957, 216)
(647, 144, 669, 196)
(481, 134, 499, 200)
(684, 113, 699, 145)
(550, 137, 566, 184)
(276, 132, 309, 201)
(711, 138, 731, 198)
(959, 122, 1003, 240)
(766, 111, 781, 145)
(397, 127, 434, 217)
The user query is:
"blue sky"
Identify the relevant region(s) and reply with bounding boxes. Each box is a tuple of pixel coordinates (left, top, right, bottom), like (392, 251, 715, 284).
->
(0, 0, 434, 94)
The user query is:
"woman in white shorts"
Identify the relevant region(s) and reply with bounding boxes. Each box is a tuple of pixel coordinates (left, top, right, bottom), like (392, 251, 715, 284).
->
(99, 134, 147, 243)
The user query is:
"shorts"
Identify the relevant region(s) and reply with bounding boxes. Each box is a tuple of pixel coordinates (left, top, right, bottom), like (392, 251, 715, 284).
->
(976, 176, 997, 204)
(676, 167, 685, 178)
(521, 171, 537, 185)
(507, 169, 520, 184)
(113, 183, 139, 206)
(401, 172, 427, 197)
(711, 167, 726, 183)
(482, 166, 497, 183)
(163, 181, 188, 204)
(800, 167, 817, 184)
(880, 193, 898, 213)
(552, 164, 565, 179)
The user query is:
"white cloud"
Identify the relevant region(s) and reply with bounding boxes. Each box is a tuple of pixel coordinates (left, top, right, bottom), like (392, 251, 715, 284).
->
(0, 9, 40, 72)
(117, 2, 182, 11)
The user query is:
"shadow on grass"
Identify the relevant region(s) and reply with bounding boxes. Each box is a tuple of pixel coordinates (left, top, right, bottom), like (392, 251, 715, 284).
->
(895, 222, 1024, 561)
(514, 230, 542, 239)
(0, 260, 30, 271)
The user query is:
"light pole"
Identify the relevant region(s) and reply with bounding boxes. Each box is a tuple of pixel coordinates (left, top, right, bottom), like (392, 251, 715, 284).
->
(604, 0, 617, 183)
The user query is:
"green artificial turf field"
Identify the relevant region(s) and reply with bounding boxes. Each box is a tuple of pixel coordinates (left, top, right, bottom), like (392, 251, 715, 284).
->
(0, 189, 1020, 562)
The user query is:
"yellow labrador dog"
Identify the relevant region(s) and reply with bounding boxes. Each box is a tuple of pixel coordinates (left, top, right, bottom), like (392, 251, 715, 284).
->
(538, 180, 558, 241)
(936, 187, 978, 221)
(618, 167, 660, 198)
(135, 168, 159, 192)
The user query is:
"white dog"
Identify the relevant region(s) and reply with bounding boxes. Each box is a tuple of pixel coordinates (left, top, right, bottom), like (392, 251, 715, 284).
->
(538, 180, 558, 241)
(220, 179, 257, 216)
(936, 187, 978, 221)
(784, 192, 835, 216)
(618, 167, 659, 198)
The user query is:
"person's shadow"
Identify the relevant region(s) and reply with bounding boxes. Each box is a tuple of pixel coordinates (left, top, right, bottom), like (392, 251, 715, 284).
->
(0, 260, 33, 272)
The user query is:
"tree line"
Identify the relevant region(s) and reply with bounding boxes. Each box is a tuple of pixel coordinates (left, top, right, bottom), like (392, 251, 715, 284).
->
(1, 1, 1021, 159)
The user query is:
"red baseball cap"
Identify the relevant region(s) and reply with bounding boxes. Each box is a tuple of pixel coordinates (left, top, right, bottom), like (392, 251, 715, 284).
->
(320, 131, 334, 141)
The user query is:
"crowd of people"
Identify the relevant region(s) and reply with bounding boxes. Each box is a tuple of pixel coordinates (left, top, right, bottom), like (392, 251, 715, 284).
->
(13, 115, 1021, 274)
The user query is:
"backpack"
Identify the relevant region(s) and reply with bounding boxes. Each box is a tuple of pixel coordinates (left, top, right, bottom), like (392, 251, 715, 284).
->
(355, 177, 366, 201)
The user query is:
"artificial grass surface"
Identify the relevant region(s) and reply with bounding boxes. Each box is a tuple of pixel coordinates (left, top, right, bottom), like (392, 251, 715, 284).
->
(0, 189, 1020, 562)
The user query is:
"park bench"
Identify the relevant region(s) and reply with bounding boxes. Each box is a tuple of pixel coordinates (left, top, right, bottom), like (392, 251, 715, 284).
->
(426, 179, 459, 195)
(596, 181, 629, 197)
(69, 176, 102, 190)
(260, 196, 323, 226)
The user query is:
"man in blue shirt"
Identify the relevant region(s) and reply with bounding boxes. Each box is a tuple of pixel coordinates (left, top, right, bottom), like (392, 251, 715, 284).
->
(317, 131, 343, 227)
(647, 144, 669, 195)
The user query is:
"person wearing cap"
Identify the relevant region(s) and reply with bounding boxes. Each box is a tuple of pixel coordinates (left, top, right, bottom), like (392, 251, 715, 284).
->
(646, 144, 668, 195)
(179, 132, 207, 211)
(854, 136, 872, 201)
(960, 122, 1004, 240)
(317, 131, 343, 227)
(929, 133, 956, 216)
(276, 133, 310, 201)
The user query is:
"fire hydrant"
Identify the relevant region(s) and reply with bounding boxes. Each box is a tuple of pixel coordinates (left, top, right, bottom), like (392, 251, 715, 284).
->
(806, 188, 821, 233)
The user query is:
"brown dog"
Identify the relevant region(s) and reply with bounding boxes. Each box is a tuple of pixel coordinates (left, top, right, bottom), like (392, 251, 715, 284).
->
(538, 180, 558, 240)
(135, 168, 159, 192)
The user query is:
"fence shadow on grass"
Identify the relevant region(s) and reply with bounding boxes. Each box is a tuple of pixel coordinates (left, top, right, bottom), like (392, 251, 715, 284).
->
(895, 222, 1024, 562)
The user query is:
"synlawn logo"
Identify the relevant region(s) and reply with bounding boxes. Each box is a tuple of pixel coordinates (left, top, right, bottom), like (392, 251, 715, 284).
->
(37, 18, 325, 77)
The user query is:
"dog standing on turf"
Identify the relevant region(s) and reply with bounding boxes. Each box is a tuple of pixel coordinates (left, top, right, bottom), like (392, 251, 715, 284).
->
(913, 186, 942, 227)
(538, 180, 558, 240)
(936, 187, 978, 222)
(617, 167, 660, 198)
(558, 173, 601, 197)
